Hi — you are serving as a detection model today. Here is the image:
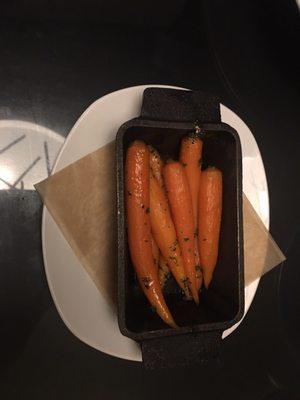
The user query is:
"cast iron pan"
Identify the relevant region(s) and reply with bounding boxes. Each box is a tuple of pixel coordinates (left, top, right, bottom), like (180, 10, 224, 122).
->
(116, 88, 244, 368)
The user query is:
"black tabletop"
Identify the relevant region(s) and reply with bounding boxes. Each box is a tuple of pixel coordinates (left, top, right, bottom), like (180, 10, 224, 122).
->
(1, 1, 299, 398)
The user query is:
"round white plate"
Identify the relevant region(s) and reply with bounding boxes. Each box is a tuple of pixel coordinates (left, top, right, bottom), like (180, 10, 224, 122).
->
(42, 85, 269, 362)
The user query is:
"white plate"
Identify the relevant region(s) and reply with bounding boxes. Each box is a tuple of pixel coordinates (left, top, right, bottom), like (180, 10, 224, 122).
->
(42, 85, 269, 362)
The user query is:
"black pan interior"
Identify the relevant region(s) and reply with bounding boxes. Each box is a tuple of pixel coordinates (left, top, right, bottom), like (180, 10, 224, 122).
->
(120, 123, 242, 335)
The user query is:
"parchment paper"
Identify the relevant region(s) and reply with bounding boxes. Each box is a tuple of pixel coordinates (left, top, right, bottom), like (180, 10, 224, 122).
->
(35, 141, 285, 305)
(36, 141, 117, 306)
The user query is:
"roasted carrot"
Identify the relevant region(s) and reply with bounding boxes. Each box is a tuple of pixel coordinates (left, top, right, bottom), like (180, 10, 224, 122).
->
(125, 140, 176, 328)
(149, 146, 165, 188)
(158, 254, 171, 287)
(149, 146, 171, 288)
(180, 135, 203, 224)
(180, 135, 203, 291)
(198, 167, 222, 288)
(150, 172, 191, 298)
(163, 162, 199, 304)
(151, 236, 160, 267)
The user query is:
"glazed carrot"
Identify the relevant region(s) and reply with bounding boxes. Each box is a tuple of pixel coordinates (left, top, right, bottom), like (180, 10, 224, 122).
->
(150, 172, 191, 298)
(158, 254, 171, 287)
(152, 236, 171, 289)
(149, 146, 171, 288)
(149, 146, 165, 188)
(163, 162, 199, 304)
(151, 236, 160, 267)
(125, 140, 176, 328)
(179, 135, 203, 225)
(198, 167, 222, 288)
(180, 135, 203, 291)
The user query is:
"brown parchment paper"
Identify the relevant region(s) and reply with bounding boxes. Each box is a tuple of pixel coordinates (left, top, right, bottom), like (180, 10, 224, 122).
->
(242, 194, 286, 285)
(35, 141, 285, 305)
(36, 141, 118, 306)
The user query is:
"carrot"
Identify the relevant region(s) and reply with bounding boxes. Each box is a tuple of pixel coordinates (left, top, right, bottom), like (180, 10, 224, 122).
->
(149, 146, 171, 288)
(194, 246, 202, 292)
(180, 135, 203, 291)
(179, 135, 203, 224)
(158, 254, 171, 287)
(151, 236, 160, 268)
(125, 140, 176, 328)
(150, 172, 191, 299)
(198, 167, 222, 288)
(163, 162, 199, 304)
(149, 146, 165, 188)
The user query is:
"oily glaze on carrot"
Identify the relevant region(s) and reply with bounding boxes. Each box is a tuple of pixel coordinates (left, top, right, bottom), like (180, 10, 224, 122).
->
(198, 167, 222, 288)
(180, 135, 203, 224)
(125, 140, 176, 327)
(180, 135, 203, 291)
(151, 236, 160, 267)
(163, 162, 199, 304)
(150, 172, 191, 298)
(149, 146, 165, 188)
(149, 146, 171, 287)
(158, 254, 171, 287)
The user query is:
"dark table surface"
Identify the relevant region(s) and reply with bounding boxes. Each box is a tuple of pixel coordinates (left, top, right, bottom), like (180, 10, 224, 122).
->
(1, 1, 299, 398)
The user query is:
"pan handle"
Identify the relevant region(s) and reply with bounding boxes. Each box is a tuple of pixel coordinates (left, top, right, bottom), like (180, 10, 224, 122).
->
(141, 87, 221, 123)
(141, 330, 223, 369)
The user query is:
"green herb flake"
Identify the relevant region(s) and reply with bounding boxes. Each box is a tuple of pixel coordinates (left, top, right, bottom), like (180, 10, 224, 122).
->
(181, 277, 191, 294)
(141, 276, 153, 289)
(145, 207, 150, 214)
(184, 237, 189, 242)
(194, 124, 201, 135)
(169, 238, 178, 252)
(169, 256, 178, 265)
(181, 277, 190, 285)
(195, 265, 202, 279)
(194, 228, 199, 238)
